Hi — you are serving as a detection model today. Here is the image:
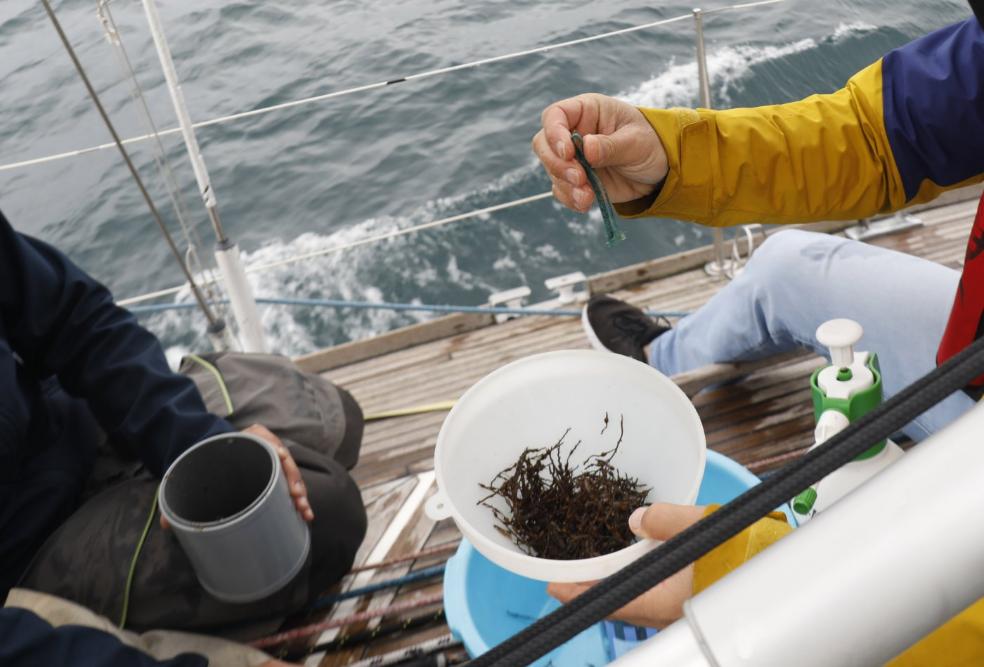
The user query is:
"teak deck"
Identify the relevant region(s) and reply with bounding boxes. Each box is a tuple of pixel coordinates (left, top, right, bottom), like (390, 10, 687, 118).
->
(284, 187, 982, 666)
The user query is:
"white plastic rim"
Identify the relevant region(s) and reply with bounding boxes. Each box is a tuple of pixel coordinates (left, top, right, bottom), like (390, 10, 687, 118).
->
(159, 432, 278, 531)
(158, 432, 310, 602)
(433, 349, 706, 583)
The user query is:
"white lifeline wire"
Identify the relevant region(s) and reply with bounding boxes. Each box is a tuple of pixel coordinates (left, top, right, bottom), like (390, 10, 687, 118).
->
(0, 6, 750, 173)
(704, 0, 787, 12)
(115, 191, 553, 306)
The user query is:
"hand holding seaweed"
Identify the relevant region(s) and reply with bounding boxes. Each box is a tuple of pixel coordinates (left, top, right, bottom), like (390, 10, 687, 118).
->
(479, 415, 651, 560)
(571, 131, 626, 247)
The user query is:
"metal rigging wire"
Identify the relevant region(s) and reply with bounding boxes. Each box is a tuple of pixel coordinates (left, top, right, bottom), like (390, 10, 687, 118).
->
(96, 0, 225, 309)
(40, 0, 221, 328)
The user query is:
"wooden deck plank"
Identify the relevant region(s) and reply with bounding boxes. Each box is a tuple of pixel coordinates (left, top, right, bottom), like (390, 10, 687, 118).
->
(313, 475, 440, 666)
(353, 479, 419, 569)
(297, 312, 493, 375)
(325, 315, 559, 387)
(353, 446, 439, 488)
(355, 529, 461, 657)
(334, 319, 576, 386)
(712, 412, 817, 462)
(339, 284, 752, 409)
(360, 414, 446, 457)
(345, 333, 588, 414)
(689, 355, 820, 408)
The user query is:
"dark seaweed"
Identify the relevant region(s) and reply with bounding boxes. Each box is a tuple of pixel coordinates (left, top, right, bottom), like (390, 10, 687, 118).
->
(478, 415, 651, 560)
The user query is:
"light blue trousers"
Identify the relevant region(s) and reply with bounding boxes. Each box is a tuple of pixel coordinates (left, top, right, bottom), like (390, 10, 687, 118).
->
(649, 229, 975, 441)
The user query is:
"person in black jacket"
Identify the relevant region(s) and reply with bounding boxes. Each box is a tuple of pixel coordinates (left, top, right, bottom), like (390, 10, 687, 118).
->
(0, 210, 357, 666)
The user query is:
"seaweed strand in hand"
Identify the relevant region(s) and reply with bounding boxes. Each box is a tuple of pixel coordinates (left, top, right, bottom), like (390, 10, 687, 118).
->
(478, 414, 651, 560)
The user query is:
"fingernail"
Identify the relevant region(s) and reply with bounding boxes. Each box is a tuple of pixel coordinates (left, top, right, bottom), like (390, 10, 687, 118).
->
(573, 188, 587, 207)
(555, 141, 566, 159)
(294, 481, 304, 490)
(306, 509, 315, 520)
(565, 168, 579, 185)
(628, 507, 647, 534)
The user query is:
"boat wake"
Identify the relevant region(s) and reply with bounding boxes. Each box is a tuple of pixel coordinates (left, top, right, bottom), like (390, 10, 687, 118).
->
(153, 21, 880, 362)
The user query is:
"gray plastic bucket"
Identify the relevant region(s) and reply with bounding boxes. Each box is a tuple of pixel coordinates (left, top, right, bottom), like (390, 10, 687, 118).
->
(158, 432, 310, 603)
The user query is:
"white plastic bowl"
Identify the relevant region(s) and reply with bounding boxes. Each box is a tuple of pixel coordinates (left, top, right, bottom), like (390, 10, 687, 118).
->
(427, 349, 706, 583)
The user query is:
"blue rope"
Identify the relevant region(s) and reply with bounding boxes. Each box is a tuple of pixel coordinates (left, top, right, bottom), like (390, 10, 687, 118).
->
(127, 296, 691, 319)
(309, 564, 446, 611)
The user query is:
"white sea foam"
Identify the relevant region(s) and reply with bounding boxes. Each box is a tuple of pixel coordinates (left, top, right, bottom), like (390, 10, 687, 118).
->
(832, 21, 878, 41)
(493, 255, 519, 271)
(446, 255, 477, 290)
(619, 37, 817, 108)
(413, 266, 439, 287)
(536, 243, 562, 261)
(153, 166, 531, 357)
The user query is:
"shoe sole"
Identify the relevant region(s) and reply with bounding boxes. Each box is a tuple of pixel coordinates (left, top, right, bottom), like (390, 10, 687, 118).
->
(581, 303, 615, 354)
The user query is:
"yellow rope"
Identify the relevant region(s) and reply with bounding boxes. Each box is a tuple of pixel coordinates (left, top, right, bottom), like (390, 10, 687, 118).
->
(186, 354, 234, 415)
(365, 400, 456, 421)
(119, 488, 158, 628)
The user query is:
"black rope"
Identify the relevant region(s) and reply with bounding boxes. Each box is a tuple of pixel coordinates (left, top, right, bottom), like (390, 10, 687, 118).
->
(469, 334, 984, 665)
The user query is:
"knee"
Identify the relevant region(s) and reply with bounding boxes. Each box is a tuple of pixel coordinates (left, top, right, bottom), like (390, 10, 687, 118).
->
(334, 387, 364, 470)
(304, 465, 367, 588)
(742, 229, 834, 288)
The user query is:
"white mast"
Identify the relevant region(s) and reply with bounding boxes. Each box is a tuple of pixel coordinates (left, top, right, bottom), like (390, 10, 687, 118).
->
(140, 0, 267, 353)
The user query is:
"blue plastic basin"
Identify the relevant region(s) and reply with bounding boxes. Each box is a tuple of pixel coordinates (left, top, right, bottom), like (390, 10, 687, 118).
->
(443, 449, 795, 665)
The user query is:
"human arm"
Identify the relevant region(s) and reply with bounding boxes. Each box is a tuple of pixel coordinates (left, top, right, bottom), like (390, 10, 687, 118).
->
(534, 18, 984, 227)
(0, 211, 231, 477)
(547, 503, 791, 627)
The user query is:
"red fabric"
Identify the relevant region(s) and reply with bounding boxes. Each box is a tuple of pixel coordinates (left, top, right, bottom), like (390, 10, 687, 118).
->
(937, 191, 984, 386)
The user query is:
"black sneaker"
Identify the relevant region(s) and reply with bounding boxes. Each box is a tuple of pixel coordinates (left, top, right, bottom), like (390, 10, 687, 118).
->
(581, 295, 670, 362)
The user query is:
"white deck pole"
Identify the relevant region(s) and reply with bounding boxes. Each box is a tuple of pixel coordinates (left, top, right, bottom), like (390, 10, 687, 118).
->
(140, 0, 267, 352)
(212, 243, 267, 353)
(615, 402, 984, 666)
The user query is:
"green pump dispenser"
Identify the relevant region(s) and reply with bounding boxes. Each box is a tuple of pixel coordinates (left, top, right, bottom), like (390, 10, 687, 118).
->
(792, 319, 885, 516)
(809, 354, 885, 459)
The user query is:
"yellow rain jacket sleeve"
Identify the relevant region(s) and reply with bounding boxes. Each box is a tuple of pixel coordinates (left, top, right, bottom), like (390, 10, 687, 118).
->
(616, 58, 983, 227)
(691, 505, 792, 595)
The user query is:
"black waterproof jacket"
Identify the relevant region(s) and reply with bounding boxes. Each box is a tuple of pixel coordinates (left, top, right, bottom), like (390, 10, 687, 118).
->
(0, 211, 231, 666)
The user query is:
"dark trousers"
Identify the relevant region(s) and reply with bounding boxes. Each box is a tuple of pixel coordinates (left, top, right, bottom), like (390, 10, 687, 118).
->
(13, 387, 367, 635)
(1, 384, 103, 597)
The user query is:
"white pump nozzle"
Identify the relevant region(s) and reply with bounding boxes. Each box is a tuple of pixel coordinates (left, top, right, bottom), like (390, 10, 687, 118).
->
(816, 319, 863, 369)
(814, 409, 850, 444)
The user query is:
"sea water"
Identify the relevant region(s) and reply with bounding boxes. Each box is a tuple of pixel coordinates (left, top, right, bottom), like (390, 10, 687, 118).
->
(0, 0, 971, 359)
